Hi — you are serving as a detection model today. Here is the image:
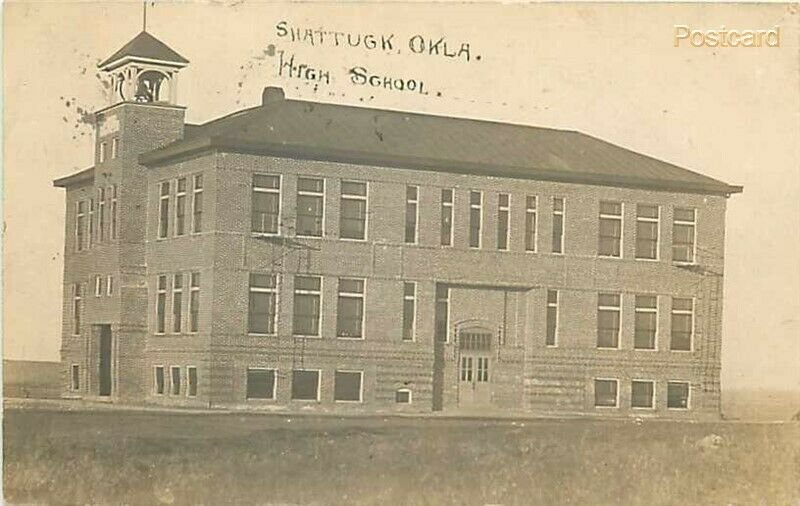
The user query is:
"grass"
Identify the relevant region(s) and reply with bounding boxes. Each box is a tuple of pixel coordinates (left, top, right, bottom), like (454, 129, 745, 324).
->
(4, 407, 799, 505)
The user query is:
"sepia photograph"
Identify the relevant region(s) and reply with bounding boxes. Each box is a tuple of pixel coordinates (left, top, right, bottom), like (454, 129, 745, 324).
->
(3, 1, 799, 504)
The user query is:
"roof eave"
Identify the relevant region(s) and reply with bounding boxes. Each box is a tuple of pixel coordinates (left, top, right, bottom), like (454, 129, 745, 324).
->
(53, 167, 95, 188)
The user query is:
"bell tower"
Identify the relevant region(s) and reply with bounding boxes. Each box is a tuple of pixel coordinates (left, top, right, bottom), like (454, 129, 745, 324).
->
(98, 30, 189, 105)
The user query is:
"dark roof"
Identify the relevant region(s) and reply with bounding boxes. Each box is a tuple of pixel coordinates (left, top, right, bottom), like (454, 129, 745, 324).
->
(142, 92, 742, 196)
(99, 31, 188, 70)
(53, 167, 94, 188)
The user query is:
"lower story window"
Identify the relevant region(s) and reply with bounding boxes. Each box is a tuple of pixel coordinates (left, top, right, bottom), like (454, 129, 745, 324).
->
(246, 368, 276, 400)
(667, 381, 690, 409)
(334, 370, 363, 402)
(594, 379, 618, 407)
(170, 366, 181, 396)
(631, 380, 655, 408)
(154, 366, 165, 395)
(187, 366, 198, 397)
(395, 388, 412, 404)
(70, 364, 80, 391)
(291, 370, 320, 401)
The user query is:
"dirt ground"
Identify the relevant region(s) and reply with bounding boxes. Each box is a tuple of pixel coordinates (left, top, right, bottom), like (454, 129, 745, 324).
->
(4, 407, 799, 505)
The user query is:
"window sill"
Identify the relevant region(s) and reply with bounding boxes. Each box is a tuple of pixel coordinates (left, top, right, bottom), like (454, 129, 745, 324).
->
(667, 406, 690, 411)
(340, 237, 368, 242)
(292, 334, 322, 339)
(632, 406, 656, 410)
(246, 397, 278, 402)
(672, 261, 696, 267)
(248, 333, 277, 337)
(334, 399, 363, 404)
(337, 336, 365, 341)
(295, 234, 324, 240)
(635, 257, 660, 262)
(594, 405, 619, 409)
(596, 346, 620, 350)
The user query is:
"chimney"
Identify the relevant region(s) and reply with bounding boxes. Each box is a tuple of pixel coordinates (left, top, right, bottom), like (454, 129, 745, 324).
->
(262, 86, 285, 105)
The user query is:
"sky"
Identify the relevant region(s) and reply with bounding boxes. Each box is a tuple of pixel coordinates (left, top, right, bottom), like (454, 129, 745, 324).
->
(3, 2, 799, 392)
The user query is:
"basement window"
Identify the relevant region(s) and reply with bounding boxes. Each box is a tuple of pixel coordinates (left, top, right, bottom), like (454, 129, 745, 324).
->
(71, 364, 80, 391)
(187, 366, 198, 397)
(246, 368, 276, 400)
(291, 370, 320, 401)
(395, 389, 412, 404)
(631, 380, 655, 409)
(334, 370, 363, 402)
(667, 381, 690, 409)
(154, 366, 165, 395)
(170, 366, 181, 396)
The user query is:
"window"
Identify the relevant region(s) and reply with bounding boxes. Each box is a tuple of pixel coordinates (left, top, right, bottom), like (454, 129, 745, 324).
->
(469, 191, 482, 248)
(71, 283, 82, 335)
(246, 368, 276, 399)
(435, 285, 450, 342)
(525, 196, 537, 252)
(441, 189, 454, 246)
(189, 272, 200, 333)
(634, 295, 658, 350)
(597, 293, 621, 348)
(667, 381, 690, 409)
(594, 379, 618, 407)
(154, 366, 165, 395)
(599, 201, 623, 257)
(94, 275, 103, 297)
(476, 357, 490, 382)
(631, 380, 655, 409)
(402, 282, 416, 341)
(293, 276, 321, 336)
(296, 177, 324, 237)
(340, 181, 367, 240)
(71, 364, 80, 391)
(75, 200, 87, 251)
(460, 356, 473, 381)
(111, 137, 119, 159)
(106, 275, 114, 296)
(175, 177, 187, 236)
(334, 371, 363, 402)
(158, 181, 170, 239)
(552, 197, 565, 253)
(192, 174, 203, 233)
(673, 208, 696, 263)
(636, 205, 660, 260)
(291, 370, 320, 400)
(248, 273, 278, 335)
(670, 298, 693, 351)
(395, 388, 412, 404)
(99, 141, 107, 163)
(337, 278, 365, 338)
(170, 366, 181, 395)
(187, 366, 198, 397)
(405, 185, 418, 244)
(97, 187, 106, 242)
(156, 275, 167, 334)
(497, 193, 510, 250)
(110, 185, 118, 240)
(546, 290, 558, 346)
(172, 274, 183, 333)
(88, 198, 95, 247)
(252, 174, 280, 235)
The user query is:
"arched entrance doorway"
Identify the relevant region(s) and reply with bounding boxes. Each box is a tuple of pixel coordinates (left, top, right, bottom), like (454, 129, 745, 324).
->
(457, 326, 493, 407)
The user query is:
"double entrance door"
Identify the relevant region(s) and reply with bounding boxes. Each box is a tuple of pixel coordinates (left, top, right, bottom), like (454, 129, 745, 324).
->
(458, 330, 492, 406)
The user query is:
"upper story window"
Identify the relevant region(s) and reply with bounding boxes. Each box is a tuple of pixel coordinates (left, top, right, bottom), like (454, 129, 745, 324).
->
(94, 275, 103, 297)
(192, 175, 203, 233)
(497, 193, 510, 250)
(88, 198, 95, 247)
(597, 293, 621, 349)
(172, 274, 184, 333)
(405, 186, 419, 244)
(75, 200, 87, 252)
(525, 196, 537, 252)
(248, 273, 278, 335)
(296, 177, 324, 237)
(634, 295, 658, 350)
(340, 181, 367, 240)
(99, 141, 107, 163)
(252, 174, 281, 235)
(435, 285, 450, 342)
(402, 282, 416, 341)
(293, 275, 322, 336)
(441, 189, 454, 246)
(598, 201, 623, 258)
(97, 188, 106, 242)
(672, 208, 696, 263)
(156, 275, 167, 334)
(175, 178, 188, 237)
(111, 138, 119, 159)
(72, 283, 83, 335)
(546, 289, 558, 346)
(189, 272, 201, 333)
(552, 197, 564, 254)
(158, 181, 170, 239)
(636, 204, 660, 260)
(468, 191, 482, 248)
(670, 298, 693, 351)
(337, 278, 365, 339)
